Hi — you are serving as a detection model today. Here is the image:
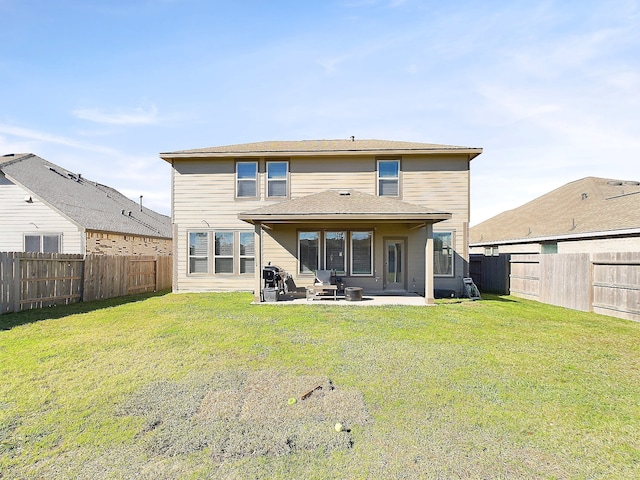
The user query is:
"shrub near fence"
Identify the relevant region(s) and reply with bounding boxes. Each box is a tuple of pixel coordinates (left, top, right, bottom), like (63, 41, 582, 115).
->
(0, 252, 172, 314)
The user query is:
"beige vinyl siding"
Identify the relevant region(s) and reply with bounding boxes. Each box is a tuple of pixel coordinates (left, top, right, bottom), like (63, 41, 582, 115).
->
(176, 227, 257, 292)
(470, 243, 541, 255)
(403, 156, 470, 291)
(262, 227, 298, 276)
(291, 157, 375, 197)
(173, 159, 266, 291)
(170, 154, 472, 294)
(403, 156, 469, 213)
(558, 237, 640, 254)
(0, 180, 83, 253)
(470, 236, 640, 256)
(172, 156, 469, 225)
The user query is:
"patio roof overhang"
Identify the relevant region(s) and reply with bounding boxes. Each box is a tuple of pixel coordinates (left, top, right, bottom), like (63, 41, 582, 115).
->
(237, 189, 452, 228)
(238, 212, 451, 228)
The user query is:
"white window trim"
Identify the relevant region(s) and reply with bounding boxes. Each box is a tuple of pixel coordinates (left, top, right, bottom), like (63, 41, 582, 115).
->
(266, 160, 289, 199)
(236, 161, 258, 199)
(324, 231, 346, 274)
(484, 246, 499, 257)
(350, 231, 374, 276)
(188, 231, 210, 275)
(239, 231, 255, 275)
(433, 231, 455, 277)
(298, 231, 320, 275)
(24, 233, 62, 253)
(214, 231, 235, 275)
(377, 159, 400, 197)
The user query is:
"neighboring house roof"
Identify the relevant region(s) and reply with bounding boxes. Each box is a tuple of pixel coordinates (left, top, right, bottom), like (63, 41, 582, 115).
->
(470, 177, 640, 245)
(1, 153, 172, 239)
(161, 138, 482, 159)
(238, 189, 451, 225)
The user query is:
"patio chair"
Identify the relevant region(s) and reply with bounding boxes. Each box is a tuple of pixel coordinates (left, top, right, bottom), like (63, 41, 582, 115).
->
(306, 270, 338, 300)
(314, 269, 332, 286)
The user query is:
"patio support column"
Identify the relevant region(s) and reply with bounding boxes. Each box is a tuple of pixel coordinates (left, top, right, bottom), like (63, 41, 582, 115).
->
(425, 223, 435, 305)
(254, 222, 263, 303)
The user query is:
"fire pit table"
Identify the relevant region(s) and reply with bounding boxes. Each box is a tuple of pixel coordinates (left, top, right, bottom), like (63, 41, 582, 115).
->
(344, 287, 363, 302)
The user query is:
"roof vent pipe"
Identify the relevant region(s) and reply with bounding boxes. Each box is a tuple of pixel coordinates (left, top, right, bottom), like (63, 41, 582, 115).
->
(350, 135, 355, 142)
(139, 195, 143, 211)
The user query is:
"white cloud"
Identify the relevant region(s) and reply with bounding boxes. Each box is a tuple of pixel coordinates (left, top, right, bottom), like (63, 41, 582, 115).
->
(315, 55, 351, 73)
(0, 123, 118, 155)
(72, 105, 159, 125)
(0, 123, 171, 214)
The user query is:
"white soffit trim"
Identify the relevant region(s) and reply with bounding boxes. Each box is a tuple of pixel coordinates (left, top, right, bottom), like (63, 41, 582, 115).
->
(470, 228, 640, 246)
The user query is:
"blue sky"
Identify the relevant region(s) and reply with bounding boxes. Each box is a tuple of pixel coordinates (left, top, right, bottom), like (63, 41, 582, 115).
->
(1, 0, 639, 224)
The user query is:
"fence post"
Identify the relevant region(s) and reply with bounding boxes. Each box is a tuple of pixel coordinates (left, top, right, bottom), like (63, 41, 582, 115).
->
(155, 256, 159, 292)
(588, 254, 594, 313)
(12, 254, 21, 313)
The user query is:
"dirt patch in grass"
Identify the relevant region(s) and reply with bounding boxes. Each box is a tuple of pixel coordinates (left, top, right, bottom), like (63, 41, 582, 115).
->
(118, 370, 371, 463)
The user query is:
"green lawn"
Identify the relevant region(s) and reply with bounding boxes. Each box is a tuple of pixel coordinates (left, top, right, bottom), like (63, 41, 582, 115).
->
(1, 292, 638, 479)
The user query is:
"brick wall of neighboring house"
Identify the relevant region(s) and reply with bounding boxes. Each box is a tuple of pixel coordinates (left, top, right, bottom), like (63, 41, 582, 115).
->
(85, 231, 172, 256)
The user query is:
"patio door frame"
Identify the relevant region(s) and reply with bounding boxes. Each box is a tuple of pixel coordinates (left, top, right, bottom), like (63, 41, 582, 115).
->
(383, 237, 407, 292)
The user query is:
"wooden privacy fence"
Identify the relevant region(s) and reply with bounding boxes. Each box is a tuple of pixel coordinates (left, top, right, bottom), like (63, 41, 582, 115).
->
(469, 254, 511, 294)
(509, 252, 639, 322)
(1, 253, 172, 314)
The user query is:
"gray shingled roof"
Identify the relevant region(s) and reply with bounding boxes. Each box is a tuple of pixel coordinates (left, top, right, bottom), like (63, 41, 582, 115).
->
(1, 154, 172, 238)
(238, 189, 451, 224)
(161, 139, 482, 158)
(470, 177, 640, 245)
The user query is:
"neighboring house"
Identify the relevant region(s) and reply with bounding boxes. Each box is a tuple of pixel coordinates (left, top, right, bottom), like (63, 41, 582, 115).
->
(470, 177, 640, 255)
(0, 153, 172, 255)
(160, 138, 482, 303)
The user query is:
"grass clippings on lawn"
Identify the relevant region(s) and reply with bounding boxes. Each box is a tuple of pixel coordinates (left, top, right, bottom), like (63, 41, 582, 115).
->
(118, 370, 370, 462)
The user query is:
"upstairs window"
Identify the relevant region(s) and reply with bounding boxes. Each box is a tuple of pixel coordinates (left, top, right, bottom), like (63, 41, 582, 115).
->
(267, 161, 288, 198)
(24, 234, 61, 253)
(377, 160, 399, 196)
(236, 161, 258, 198)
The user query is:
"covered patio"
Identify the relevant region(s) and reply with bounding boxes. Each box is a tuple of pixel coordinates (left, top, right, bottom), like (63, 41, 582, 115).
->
(238, 189, 452, 305)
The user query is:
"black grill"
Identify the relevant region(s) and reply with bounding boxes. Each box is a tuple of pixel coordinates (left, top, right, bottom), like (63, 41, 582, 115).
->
(262, 264, 285, 291)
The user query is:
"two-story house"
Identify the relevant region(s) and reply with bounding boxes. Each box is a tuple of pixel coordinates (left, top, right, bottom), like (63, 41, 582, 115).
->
(160, 139, 482, 303)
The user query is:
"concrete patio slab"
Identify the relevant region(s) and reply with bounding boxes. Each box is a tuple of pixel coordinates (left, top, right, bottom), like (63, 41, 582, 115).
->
(256, 292, 433, 306)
